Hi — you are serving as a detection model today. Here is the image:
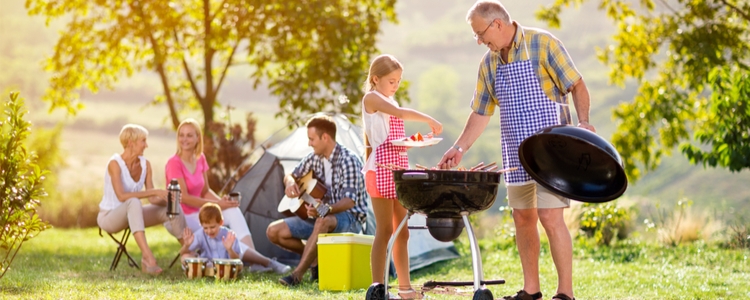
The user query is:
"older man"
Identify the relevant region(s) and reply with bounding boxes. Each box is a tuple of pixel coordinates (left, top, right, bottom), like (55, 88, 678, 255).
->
(438, 1, 594, 300)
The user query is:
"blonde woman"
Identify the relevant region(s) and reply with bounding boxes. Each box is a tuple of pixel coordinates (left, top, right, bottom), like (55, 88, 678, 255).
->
(165, 118, 290, 274)
(97, 124, 186, 275)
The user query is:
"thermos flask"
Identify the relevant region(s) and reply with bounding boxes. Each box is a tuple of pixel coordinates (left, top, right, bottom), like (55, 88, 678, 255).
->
(167, 178, 181, 218)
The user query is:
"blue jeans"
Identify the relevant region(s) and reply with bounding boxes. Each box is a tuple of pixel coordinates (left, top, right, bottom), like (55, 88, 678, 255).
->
(284, 212, 362, 240)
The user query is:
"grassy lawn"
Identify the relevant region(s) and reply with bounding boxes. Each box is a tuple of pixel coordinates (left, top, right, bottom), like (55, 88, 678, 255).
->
(1, 227, 749, 299)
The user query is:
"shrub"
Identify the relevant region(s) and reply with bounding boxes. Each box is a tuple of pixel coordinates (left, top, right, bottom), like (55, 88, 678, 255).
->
(203, 111, 258, 193)
(37, 187, 101, 228)
(724, 221, 750, 250)
(485, 205, 516, 249)
(578, 201, 634, 246)
(643, 198, 720, 246)
(0, 91, 51, 279)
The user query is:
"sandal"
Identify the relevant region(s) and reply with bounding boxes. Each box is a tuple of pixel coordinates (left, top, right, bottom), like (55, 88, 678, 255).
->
(503, 290, 542, 300)
(551, 293, 575, 300)
(397, 288, 425, 299)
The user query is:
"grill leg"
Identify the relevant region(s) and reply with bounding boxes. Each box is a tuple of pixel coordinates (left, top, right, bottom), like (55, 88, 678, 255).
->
(384, 211, 412, 296)
(461, 211, 484, 291)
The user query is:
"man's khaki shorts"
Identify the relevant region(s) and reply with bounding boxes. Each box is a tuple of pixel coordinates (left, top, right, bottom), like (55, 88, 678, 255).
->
(507, 182, 570, 209)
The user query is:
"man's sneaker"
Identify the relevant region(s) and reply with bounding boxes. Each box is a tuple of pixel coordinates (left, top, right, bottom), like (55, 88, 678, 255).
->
(310, 265, 319, 282)
(248, 263, 272, 273)
(278, 273, 302, 286)
(269, 258, 291, 274)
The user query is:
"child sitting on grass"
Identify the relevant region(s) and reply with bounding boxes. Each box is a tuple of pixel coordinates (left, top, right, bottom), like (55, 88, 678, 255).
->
(180, 203, 290, 274)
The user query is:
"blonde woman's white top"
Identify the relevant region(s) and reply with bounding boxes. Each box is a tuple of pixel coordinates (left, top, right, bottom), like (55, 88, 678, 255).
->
(362, 91, 399, 174)
(99, 153, 147, 211)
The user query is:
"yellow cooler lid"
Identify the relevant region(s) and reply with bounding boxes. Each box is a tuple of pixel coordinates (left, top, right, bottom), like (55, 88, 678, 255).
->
(317, 233, 374, 245)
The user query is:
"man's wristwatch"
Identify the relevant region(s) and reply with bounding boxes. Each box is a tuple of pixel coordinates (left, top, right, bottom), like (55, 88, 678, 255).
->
(319, 204, 332, 218)
(452, 145, 463, 153)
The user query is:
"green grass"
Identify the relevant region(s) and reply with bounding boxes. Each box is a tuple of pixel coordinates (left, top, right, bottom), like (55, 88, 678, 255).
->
(2, 227, 749, 299)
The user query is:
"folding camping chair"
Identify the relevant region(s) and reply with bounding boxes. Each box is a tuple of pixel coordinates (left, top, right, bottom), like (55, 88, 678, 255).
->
(100, 227, 139, 271)
(100, 227, 184, 271)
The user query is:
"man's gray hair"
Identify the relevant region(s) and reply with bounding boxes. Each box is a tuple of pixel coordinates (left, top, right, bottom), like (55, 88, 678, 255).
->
(466, 0, 512, 25)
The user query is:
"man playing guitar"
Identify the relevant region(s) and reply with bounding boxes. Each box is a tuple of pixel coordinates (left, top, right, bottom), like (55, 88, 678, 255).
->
(266, 115, 369, 287)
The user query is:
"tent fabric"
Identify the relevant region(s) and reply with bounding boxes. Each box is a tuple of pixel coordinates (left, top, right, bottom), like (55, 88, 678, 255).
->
(232, 151, 300, 266)
(406, 214, 460, 271)
(267, 113, 367, 175)
(234, 112, 458, 271)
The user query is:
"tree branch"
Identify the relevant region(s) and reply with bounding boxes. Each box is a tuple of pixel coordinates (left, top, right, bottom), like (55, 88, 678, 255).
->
(209, 0, 228, 22)
(203, 0, 214, 103)
(202, 0, 215, 130)
(173, 29, 203, 101)
(131, 1, 180, 129)
(717, 0, 750, 22)
(656, 0, 679, 15)
(214, 42, 239, 97)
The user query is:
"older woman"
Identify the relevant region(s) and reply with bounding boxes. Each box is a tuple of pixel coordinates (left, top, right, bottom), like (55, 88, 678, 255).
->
(97, 124, 186, 275)
(165, 118, 290, 274)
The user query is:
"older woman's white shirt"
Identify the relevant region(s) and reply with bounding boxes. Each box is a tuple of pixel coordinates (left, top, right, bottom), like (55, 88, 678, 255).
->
(99, 153, 146, 211)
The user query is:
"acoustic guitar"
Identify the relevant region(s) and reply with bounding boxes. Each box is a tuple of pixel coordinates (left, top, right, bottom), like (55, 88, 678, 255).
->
(277, 171, 330, 219)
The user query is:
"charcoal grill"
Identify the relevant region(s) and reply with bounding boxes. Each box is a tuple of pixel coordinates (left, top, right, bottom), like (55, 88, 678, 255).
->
(365, 169, 506, 300)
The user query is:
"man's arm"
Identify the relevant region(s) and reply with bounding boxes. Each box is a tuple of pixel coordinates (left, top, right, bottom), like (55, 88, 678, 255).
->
(326, 198, 355, 216)
(438, 111, 492, 169)
(285, 154, 314, 197)
(568, 78, 595, 132)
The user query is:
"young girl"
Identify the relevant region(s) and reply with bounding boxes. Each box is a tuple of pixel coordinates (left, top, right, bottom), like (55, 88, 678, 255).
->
(362, 54, 442, 299)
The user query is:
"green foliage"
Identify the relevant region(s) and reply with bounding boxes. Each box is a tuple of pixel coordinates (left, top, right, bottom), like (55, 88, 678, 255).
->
(25, 124, 65, 196)
(578, 201, 634, 246)
(0, 92, 51, 279)
(681, 67, 750, 171)
(24, 0, 402, 130)
(574, 239, 645, 263)
(536, 0, 750, 181)
(491, 205, 517, 249)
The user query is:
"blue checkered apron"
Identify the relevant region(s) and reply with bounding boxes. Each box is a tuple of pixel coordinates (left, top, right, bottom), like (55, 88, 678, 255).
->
(496, 37, 564, 185)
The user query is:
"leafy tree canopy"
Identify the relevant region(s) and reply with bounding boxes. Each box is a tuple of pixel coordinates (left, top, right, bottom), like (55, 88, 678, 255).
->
(25, 0, 400, 130)
(536, 0, 750, 181)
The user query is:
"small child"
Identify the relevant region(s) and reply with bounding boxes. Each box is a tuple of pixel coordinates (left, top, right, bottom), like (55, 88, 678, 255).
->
(180, 203, 291, 274)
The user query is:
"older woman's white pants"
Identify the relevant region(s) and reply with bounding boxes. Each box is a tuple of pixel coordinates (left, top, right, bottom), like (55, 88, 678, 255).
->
(97, 198, 186, 239)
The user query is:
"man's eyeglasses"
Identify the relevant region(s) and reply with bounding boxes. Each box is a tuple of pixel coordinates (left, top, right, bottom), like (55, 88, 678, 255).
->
(473, 19, 497, 41)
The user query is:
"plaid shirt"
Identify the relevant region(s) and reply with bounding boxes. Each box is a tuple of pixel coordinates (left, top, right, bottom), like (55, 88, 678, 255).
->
(471, 22, 581, 123)
(291, 143, 368, 223)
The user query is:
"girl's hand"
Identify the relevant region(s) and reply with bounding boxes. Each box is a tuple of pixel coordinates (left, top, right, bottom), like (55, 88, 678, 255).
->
(222, 231, 236, 250)
(429, 119, 443, 136)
